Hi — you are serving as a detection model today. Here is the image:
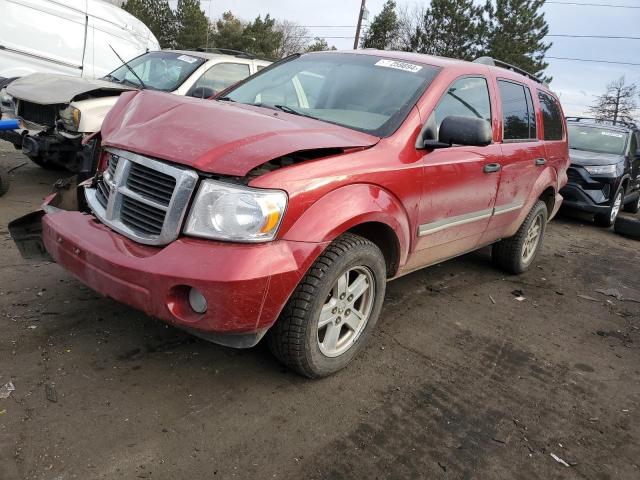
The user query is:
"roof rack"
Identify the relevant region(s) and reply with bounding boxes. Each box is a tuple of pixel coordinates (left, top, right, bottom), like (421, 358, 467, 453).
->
(473, 56, 545, 85)
(565, 116, 637, 130)
(194, 47, 256, 59)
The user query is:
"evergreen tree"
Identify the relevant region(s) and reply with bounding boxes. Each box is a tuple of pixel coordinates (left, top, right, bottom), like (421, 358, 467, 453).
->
(361, 0, 400, 50)
(122, 0, 176, 48)
(211, 11, 246, 52)
(175, 0, 210, 50)
(409, 0, 486, 60)
(242, 14, 283, 60)
(483, 0, 551, 82)
(305, 38, 336, 52)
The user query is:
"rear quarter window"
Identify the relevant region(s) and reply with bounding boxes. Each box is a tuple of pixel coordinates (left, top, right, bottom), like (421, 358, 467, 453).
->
(498, 80, 537, 141)
(538, 91, 564, 141)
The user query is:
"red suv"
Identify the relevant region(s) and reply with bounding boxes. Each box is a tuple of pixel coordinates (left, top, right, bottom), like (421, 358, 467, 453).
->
(36, 51, 569, 377)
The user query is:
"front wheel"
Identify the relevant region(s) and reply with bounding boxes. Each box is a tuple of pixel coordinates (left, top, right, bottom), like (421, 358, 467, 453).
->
(267, 233, 386, 378)
(492, 200, 548, 274)
(594, 188, 623, 227)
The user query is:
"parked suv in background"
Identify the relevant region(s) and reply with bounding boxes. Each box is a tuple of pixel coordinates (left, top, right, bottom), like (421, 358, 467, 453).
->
(1, 49, 270, 172)
(561, 117, 640, 226)
(22, 51, 569, 377)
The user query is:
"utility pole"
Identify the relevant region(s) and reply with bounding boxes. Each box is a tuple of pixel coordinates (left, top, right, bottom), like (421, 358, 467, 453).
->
(353, 0, 366, 49)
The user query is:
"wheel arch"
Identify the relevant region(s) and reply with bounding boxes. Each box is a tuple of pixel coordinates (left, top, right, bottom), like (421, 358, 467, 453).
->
(281, 183, 411, 277)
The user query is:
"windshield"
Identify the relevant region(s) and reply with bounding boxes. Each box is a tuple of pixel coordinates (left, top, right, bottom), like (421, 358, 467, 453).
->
(105, 51, 205, 91)
(568, 124, 628, 155)
(224, 53, 441, 137)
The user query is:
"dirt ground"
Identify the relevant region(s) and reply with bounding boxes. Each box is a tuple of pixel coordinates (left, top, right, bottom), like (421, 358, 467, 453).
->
(0, 143, 639, 480)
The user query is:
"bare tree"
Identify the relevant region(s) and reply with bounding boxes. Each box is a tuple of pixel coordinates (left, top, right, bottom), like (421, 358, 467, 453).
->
(396, 3, 426, 51)
(275, 20, 310, 57)
(588, 76, 638, 124)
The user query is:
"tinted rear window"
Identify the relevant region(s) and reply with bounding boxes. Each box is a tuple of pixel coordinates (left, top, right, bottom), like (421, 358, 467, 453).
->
(538, 91, 563, 141)
(498, 80, 537, 141)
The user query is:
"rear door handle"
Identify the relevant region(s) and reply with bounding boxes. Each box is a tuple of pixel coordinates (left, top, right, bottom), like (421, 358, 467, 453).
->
(483, 163, 501, 173)
(535, 158, 547, 166)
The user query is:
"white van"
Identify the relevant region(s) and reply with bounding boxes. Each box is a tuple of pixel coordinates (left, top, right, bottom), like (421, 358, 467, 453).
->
(0, 0, 159, 80)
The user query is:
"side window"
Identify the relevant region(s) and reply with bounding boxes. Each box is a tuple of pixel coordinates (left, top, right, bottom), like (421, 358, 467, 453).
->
(192, 63, 250, 93)
(538, 91, 564, 141)
(432, 77, 492, 131)
(498, 80, 537, 141)
(629, 132, 638, 156)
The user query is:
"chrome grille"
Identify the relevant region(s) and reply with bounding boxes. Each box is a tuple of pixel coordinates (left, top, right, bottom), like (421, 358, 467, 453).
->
(127, 162, 176, 205)
(84, 148, 199, 245)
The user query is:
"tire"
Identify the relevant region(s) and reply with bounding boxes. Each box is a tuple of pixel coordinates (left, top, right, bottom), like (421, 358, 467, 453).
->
(614, 215, 640, 239)
(492, 200, 548, 274)
(623, 193, 640, 214)
(594, 188, 624, 227)
(0, 167, 9, 197)
(267, 233, 386, 378)
(28, 154, 67, 171)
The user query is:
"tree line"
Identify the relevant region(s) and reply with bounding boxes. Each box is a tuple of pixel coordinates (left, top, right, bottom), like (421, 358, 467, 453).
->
(124, 0, 550, 79)
(122, 0, 335, 60)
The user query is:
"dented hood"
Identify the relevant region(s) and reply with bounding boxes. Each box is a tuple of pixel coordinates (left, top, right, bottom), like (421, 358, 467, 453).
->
(7, 73, 134, 105)
(101, 90, 380, 177)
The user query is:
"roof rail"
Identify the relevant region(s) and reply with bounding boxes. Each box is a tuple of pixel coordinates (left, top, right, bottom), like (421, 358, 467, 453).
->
(195, 47, 256, 59)
(473, 56, 545, 85)
(565, 116, 637, 129)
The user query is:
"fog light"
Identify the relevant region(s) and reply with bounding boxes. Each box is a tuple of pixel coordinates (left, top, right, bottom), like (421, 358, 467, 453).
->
(188, 287, 207, 314)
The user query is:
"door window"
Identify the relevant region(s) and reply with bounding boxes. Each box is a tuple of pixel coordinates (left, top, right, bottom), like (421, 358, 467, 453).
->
(433, 77, 492, 129)
(538, 91, 563, 141)
(192, 63, 250, 93)
(498, 80, 537, 141)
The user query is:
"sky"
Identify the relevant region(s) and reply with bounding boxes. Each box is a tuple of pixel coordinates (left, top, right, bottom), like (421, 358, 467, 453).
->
(187, 0, 640, 117)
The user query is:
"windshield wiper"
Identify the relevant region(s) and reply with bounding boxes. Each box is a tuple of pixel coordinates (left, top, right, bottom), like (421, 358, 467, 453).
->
(109, 44, 147, 90)
(274, 104, 320, 121)
(217, 96, 236, 102)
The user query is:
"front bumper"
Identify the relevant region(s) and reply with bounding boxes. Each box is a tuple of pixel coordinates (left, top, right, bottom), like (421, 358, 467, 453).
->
(560, 166, 619, 213)
(42, 208, 326, 346)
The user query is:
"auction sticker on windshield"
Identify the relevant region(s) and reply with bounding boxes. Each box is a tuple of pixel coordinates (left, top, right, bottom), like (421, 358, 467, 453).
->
(375, 59, 423, 73)
(177, 55, 198, 64)
(602, 131, 624, 138)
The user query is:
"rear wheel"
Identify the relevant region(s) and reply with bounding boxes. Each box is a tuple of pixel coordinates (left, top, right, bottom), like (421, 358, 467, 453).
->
(492, 200, 548, 274)
(623, 193, 640, 214)
(594, 188, 623, 227)
(267, 233, 386, 378)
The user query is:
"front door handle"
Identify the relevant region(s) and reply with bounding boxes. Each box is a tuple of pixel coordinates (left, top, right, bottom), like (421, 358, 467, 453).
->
(483, 163, 501, 173)
(535, 158, 547, 166)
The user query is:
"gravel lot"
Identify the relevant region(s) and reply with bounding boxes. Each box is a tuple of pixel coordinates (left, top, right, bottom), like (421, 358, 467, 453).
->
(1, 144, 639, 480)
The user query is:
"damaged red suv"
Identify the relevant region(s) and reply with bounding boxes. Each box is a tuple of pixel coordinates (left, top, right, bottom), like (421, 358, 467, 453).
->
(35, 51, 568, 377)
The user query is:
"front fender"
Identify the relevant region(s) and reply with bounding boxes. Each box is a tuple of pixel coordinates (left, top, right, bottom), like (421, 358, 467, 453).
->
(282, 184, 411, 267)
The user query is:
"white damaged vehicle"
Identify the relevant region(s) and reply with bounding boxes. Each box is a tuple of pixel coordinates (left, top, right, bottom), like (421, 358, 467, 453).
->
(1, 50, 271, 171)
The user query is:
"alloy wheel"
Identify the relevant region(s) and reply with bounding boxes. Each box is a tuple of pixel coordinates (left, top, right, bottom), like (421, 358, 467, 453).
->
(610, 191, 623, 223)
(522, 214, 543, 264)
(317, 266, 375, 357)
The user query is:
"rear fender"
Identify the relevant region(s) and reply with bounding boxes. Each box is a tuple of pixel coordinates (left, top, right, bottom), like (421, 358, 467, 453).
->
(505, 167, 558, 237)
(282, 184, 411, 268)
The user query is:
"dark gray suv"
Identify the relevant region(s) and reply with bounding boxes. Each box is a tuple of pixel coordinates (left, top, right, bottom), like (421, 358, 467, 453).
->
(561, 117, 640, 226)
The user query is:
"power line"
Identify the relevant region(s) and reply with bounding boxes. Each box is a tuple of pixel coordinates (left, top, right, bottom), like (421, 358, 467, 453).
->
(546, 1, 640, 8)
(547, 55, 640, 66)
(548, 34, 640, 40)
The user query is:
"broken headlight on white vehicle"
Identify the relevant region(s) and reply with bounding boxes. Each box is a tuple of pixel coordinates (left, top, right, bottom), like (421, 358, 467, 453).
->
(58, 105, 81, 132)
(184, 179, 288, 242)
(0, 87, 15, 115)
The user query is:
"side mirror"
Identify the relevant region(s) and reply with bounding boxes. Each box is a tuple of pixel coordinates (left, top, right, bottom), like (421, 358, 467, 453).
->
(190, 86, 216, 99)
(421, 115, 492, 149)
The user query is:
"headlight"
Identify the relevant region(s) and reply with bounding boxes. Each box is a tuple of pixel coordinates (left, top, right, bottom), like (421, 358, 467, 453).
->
(0, 87, 15, 114)
(184, 179, 287, 242)
(59, 105, 81, 131)
(583, 164, 622, 177)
